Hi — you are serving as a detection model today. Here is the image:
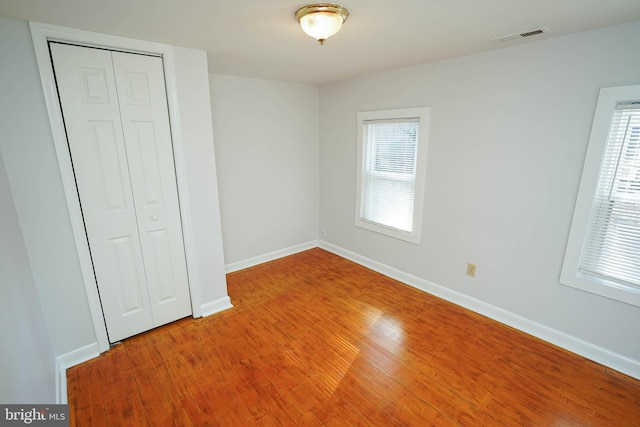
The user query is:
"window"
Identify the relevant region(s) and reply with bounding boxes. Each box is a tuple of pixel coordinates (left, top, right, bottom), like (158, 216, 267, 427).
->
(355, 108, 429, 243)
(560, 85, 640, 307)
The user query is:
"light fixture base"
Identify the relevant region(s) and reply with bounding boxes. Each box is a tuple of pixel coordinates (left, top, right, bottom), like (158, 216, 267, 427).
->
(295, 3, 349, 23)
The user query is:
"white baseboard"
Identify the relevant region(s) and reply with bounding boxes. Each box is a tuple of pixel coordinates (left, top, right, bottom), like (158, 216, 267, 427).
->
(56, 342, 101, 404)
(319, 241, 640, 381)
(200, 296, 234, 317)
(225, 240, 319, 273)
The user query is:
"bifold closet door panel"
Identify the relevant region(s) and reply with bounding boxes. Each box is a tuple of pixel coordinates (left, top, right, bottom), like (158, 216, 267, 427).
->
(111, 51, 192, 326)
(50, 43, 154, 341)
(50, 43, 192, 342)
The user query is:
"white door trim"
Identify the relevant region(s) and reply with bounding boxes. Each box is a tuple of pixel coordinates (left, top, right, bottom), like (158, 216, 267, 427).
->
(30, 22, 203, 353)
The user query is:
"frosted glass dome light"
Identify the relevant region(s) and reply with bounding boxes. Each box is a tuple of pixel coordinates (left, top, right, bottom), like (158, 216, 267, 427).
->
(295, 3, 349, 45)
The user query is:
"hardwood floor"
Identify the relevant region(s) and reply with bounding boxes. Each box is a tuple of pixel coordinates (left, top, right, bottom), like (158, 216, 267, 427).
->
(67, 248, 640, 426)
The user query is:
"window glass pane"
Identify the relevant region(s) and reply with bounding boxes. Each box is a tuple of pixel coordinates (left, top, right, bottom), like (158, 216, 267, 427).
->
(362, 176, 415, 232)
(361, 118, 419, 232)
(579, 105, 640, 289)
(364, 119, 418, 176)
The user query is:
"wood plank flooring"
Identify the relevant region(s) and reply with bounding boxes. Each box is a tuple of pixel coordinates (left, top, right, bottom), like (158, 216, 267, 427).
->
(67, 248, 640, 426)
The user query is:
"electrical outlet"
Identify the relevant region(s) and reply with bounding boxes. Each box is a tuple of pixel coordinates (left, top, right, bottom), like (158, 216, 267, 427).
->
(321, 229, 326, 238)
(466, 263, 477, 277)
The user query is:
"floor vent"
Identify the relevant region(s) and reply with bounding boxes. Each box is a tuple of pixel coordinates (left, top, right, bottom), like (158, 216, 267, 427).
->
(492, 27, 551, 43)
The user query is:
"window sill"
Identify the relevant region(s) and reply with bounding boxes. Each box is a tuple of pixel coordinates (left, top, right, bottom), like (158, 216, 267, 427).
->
(559, 271, 640, 307)
(355, 218, 420, 244)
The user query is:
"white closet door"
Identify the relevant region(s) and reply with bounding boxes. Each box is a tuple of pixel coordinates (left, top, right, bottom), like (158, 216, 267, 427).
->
(111, 52, 192, 326)
(50, 43, 191, 342)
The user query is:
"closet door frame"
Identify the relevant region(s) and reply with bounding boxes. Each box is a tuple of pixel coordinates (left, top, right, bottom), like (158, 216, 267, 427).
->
(31, 22, 204, 353)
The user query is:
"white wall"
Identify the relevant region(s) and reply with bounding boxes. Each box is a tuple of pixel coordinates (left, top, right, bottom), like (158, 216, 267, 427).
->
(319, 21, 640, 366)
(171, 48, 229, 310)
(0, 151, 57, 403)
(210, 74, 319, 265)
(0, 17, 96, 356)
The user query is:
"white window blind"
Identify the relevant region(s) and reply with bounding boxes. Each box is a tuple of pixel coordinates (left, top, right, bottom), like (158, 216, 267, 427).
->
(360, 118, 419, 233)
(579, 103, 640, 289)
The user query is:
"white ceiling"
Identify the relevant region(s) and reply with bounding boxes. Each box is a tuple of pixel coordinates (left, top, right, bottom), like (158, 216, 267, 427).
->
(2, 0, 640, 85)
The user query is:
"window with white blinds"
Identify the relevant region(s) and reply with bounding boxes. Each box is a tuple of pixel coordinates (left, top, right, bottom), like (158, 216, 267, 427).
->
(355, 108, 429, 243)
(579, 104, 640, 289)
(560, 85, 640, 307)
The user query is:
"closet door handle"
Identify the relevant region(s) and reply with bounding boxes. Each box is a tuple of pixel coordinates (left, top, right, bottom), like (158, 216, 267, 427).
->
(151, 215, 159, 221)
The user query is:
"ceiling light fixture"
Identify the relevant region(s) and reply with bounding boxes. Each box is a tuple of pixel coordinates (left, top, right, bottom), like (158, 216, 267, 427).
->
(295, 3, 349, 45)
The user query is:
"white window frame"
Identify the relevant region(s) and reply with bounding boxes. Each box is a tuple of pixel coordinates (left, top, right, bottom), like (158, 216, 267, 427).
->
(560, 84, 640, 307)
(355, 107, 430, 244)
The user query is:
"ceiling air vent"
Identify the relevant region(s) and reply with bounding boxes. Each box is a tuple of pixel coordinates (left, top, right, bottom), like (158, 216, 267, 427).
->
(491, 27, 551, 43)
